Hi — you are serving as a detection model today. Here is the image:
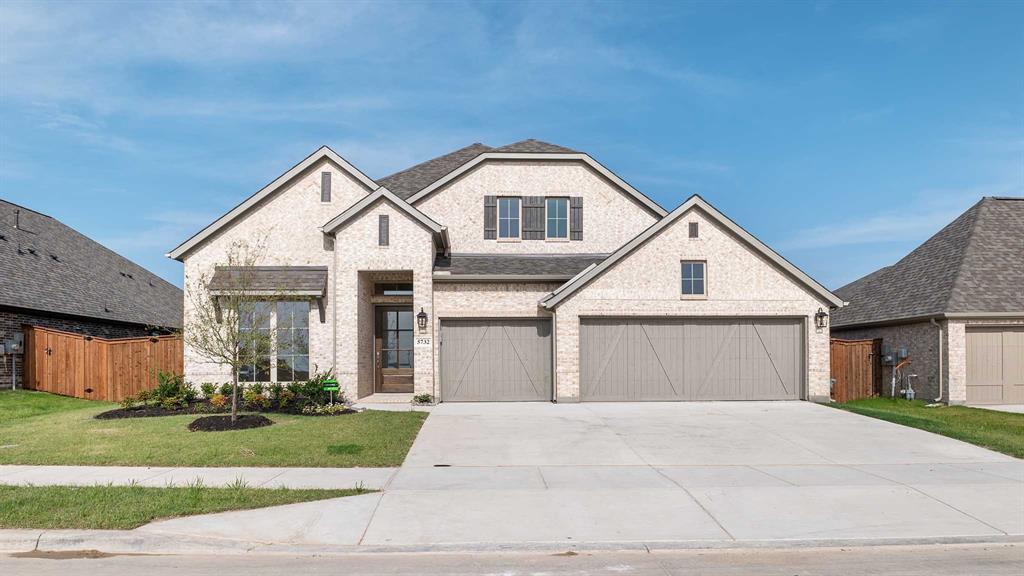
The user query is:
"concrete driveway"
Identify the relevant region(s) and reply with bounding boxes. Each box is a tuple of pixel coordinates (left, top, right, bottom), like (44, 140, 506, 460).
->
(142, 402, 1023, 549)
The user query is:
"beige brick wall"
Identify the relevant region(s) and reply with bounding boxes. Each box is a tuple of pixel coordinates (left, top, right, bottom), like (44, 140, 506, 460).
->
(415, 160, 659, 255)
(332, 200, 435, 400)
(181, 159, 371, 385)
(552, 207, 833, 402)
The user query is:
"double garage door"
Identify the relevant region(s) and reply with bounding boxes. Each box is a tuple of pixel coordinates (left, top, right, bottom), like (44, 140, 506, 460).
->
(580, 318, 804, 401)
(439, 316, 805, 402)
(967, 327, 1024, 404)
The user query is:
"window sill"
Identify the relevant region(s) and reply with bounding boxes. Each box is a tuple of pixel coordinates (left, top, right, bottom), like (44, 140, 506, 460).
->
(497, 237, 522, 243)
(680, 293, 708, 300)
(545, 237, 570, 243)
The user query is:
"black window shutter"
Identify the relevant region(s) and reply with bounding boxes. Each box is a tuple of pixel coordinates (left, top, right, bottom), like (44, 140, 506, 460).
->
(379, 214, 389, 246)
(570, 196, 583, 240)
(483, 196, 497, 239)
(688, 222, 699, 238)
(321, 172, 332, 202)
(522, 196, 545, 240)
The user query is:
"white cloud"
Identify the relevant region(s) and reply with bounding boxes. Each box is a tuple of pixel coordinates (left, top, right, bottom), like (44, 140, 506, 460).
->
(779, 182, 1023, 251)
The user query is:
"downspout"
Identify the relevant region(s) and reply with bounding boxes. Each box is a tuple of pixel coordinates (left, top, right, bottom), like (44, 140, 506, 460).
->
(930, 318, 943, 402)
(551, 308, 558, 404)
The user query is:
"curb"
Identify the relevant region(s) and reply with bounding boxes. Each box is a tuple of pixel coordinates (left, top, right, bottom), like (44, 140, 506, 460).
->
(3, 529, 1023, 556)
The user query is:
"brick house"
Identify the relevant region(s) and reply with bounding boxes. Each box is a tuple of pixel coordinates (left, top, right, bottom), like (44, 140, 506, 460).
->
(0, 199, 183, 389)
(832, 197, 1024, 405)
(170, 141, 842, 403)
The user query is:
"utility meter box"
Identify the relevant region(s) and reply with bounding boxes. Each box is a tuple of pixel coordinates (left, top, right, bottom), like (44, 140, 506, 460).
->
(3, 333, 24, 355)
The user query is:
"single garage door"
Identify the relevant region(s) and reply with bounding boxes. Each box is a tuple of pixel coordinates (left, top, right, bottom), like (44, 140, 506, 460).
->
(440, 319, 552, 402)
(580, 317, 804, 401)
(967, 327, 1024, 404)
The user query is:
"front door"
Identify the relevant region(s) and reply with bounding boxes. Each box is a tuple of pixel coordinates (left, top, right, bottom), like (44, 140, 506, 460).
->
(375, 306, 414, 393)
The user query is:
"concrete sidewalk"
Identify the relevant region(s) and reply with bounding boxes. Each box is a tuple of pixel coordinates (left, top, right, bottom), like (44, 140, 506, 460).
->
(0, 465, 396, 489)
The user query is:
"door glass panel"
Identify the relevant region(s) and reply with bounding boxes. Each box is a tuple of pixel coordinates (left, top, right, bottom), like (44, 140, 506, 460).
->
(380, 308, 414, 370)
(398, 311, 413, 330)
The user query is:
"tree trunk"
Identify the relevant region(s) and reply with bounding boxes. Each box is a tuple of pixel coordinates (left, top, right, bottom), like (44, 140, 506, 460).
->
(231, 374, 239, 423)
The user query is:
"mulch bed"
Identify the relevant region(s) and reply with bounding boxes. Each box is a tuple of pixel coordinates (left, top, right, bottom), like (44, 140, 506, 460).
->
(187, 414, 274, 432)
(95, 403, 204, 420)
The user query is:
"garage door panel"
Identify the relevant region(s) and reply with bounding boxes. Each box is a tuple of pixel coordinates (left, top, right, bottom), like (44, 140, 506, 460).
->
(967, 327, 1024, 405)
(441, 319, 551, 402)
(581, 318, 803, 402)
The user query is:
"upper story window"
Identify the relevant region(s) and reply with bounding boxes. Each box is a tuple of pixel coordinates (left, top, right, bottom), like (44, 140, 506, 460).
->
(546, 197, 568, 239)
(681, 261, 706, 297)
(498, 197, 520, 239)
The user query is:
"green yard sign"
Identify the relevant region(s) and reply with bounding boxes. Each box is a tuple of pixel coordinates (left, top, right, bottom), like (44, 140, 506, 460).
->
(322, 378, 339, 392)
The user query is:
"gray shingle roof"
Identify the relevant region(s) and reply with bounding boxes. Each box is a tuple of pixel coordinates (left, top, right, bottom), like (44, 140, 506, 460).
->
(832, 197, 1024, 327)
(0, 199, 183, 329)
(378, 143, 492, 200)
(491, 139, 578, 154)
(377, 140, 578, 199)
(434, 253, 609, 278)
(209, 266, 328, 294)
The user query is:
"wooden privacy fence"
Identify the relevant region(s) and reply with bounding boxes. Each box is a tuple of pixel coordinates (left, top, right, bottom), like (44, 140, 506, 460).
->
(830, 338, 882, 402)
(23, 326, 183, 402)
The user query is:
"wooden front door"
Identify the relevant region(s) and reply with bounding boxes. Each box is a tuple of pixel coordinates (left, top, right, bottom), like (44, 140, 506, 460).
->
(375, 306, 414, 393)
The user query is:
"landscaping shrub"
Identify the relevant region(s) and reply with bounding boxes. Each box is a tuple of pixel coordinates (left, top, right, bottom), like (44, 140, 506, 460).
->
(242, 389, 270, 410)
(218, 382, 234, 397)
(209, 394, 228, 411)
(154, 370, 186, 400)
(249, 383, 265, 396)
(412, 393, 434, 405)
(302, 403, 352, 416)
(199, 383, 217, 398)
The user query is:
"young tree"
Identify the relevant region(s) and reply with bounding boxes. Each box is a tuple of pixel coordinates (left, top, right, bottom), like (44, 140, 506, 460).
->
(185, 238, 278, 423)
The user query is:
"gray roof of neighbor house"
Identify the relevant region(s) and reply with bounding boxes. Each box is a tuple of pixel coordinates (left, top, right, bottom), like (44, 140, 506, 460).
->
(832, 196, 1024, 328)
(0, 199, 183, 329)
(434, 253, 609, 280)
(208, 266, 328, 296)
(377, 139, 578, 200)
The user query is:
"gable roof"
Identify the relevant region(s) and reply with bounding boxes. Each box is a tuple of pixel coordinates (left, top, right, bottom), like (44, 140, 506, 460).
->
(404, 147, 668, 217)
(832, 197, 1024, 328)
(168, 146, 378, 261)
(0, 199, 183, 328)
(378, 143, 492, 200)
(320, 187, 449, 250)
(540, 195, 844, 310)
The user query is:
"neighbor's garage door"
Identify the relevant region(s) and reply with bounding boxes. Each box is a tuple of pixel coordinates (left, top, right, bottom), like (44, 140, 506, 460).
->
(440, 319, 552, 402)
(967, 327, 1024, 404)
(580, 318, 804, 401)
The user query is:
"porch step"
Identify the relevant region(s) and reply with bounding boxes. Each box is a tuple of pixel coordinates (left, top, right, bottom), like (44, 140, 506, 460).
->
(359, 393, 414, 404)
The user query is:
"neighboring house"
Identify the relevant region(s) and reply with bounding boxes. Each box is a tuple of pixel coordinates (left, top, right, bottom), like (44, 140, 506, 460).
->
(832, 197, 1024, 405)
(170, 140, 842, 403)
(0, 199, 183, 389)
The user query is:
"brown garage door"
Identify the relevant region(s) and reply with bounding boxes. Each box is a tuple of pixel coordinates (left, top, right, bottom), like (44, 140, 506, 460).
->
(440, 319, 552, 402)
(967, 327, 1024, 404)
(580, 317, 804, 401)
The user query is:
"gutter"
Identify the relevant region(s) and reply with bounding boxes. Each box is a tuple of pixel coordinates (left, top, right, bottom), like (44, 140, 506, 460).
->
(832, 311, 1024, 331)
(432, 273, 574, 283)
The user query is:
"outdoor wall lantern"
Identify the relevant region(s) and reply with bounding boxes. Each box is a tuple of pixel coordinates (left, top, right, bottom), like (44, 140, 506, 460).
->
(417, 308, 428, 331)
(814, 307, 829, 329)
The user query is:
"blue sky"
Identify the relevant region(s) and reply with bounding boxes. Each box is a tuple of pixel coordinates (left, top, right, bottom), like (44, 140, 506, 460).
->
(1, 0, 1021, 289)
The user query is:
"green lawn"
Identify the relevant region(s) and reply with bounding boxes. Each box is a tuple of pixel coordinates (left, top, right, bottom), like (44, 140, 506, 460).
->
(0, 484, 368, 529)
(0, 390, 427, 467)
(835, 398, 1024, 458)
